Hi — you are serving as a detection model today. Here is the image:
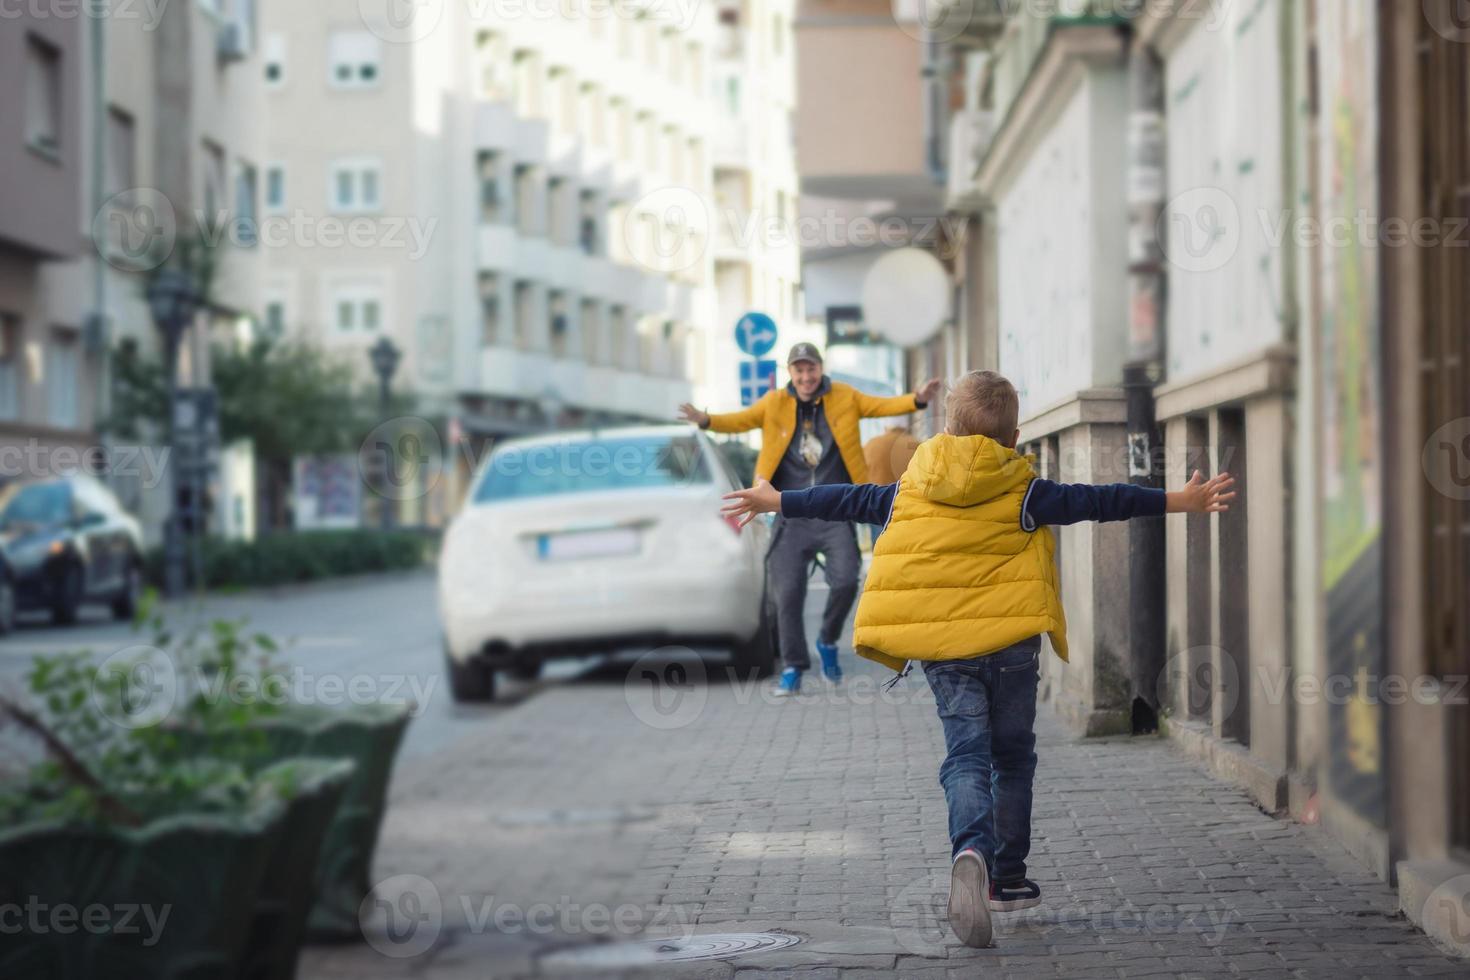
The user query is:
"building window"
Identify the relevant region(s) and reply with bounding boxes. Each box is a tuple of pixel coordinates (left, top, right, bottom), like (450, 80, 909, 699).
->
(549, 291, 569, 359)
(514, 164, 539, 236)
(0, 315, 20, 421)
(479, 273, 500, 346)
(474, 30, 509, 100)
(331, 293, 382, 334)
(610, 98, 631, 160)
(513, 281, 533, 350)
(579, 190, 599, 255)
(262, 301, 286, 339)
(477, 152, 503, 223)
(329, 159, 382, 213)
(46, 328, 80, 429)
(203, 140, 227, 220)
(265, 165, 286, 211)
(264, 33, 286, 87)
(25, 34, 62, 159)
(549, 67, 576, 133)
(580, 300, 600, 363)
(328, 31, 383, 89)
(548, 176, 570, 246)
(105, 107, 135, 197)
(512, 49, 541, 116)
(234, 0, 256, 51)
(687, 41, 701, 94)
(236, 162, 258, 245)
(579, 83, 604, 147)
(609, 305, 628, 368)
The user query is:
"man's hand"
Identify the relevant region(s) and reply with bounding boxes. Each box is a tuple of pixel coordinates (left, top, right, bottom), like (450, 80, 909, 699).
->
(721, 478, 781, 528)
(1167, 470, 1237, 514)
(677, 403, 710, 427)
(915, 377, 943, 407)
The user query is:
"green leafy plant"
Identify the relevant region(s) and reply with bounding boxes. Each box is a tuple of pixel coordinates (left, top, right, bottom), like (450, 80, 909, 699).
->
(0, 592, 303, 828)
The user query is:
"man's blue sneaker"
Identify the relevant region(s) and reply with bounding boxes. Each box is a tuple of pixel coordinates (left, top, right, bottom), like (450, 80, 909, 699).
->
(816, 640, 843, 684)
(775, 667, 802, 696)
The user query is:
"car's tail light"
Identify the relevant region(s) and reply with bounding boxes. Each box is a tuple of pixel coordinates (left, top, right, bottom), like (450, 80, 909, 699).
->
(721, 513, 743, 536)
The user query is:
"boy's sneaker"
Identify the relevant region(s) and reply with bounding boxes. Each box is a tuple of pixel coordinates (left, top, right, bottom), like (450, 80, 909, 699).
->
(947, 849, 993, 948)
(989, 878, 1041, 912)
(774, 667, 802, 696)
(815, 640, 842, 684)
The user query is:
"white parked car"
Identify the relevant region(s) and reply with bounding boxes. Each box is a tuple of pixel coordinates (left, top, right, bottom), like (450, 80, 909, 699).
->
(438, 425, 774, 701)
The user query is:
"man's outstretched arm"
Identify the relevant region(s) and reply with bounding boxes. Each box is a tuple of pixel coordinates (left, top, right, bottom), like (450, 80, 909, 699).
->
(722, 479, 898, 528)
(678, 394, 767, 434)
(1022, 470, 1235, 530)
(854, 377, 944, 419)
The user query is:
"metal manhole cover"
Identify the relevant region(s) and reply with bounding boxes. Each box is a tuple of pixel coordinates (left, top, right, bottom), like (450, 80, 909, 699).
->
(495, 807, 655, 828)
(540, 932, 802, 969)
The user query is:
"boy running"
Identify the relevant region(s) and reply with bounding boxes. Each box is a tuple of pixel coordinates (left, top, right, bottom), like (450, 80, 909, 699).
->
(721, 370, 1235, 947)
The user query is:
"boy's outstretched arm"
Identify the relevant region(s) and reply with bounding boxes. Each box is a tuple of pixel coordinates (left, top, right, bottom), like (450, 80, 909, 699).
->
(722, 479, 898, 528)
(1023, 469, 1235, 530)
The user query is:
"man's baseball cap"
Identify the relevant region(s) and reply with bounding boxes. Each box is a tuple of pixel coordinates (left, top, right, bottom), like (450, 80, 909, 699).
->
(787, 342, 823, 366)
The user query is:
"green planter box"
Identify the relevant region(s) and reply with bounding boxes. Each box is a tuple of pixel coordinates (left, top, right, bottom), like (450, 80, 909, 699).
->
(184, 702, 412, 941)
(242, 757, 356, 980)
(0, 791, 287, 980)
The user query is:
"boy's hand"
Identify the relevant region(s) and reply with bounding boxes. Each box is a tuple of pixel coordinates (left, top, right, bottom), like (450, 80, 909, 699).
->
(677, 403, 710, 427)
(1167, 470, 1237, 513)
(721, 478, 781, 528)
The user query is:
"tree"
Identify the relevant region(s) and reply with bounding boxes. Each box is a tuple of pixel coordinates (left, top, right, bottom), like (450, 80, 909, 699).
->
(108, 335, 415, 531)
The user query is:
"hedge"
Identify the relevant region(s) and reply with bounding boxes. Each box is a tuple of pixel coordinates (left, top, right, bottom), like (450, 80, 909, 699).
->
(144, 530, 431, 591)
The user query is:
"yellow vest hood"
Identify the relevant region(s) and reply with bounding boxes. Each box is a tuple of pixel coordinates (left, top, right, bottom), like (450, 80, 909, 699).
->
(853, 434, 1069, 671)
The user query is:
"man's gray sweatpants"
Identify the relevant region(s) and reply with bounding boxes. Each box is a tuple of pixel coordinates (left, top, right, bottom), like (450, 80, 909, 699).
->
(766, 516, 861, 670)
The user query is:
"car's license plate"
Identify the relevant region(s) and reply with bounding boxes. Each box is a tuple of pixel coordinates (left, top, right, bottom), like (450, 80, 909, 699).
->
(538, 527, 640, 561)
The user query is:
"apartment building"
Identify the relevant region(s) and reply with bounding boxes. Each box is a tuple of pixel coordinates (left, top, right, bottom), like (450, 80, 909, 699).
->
(0, 0, 265, 543)
(262, 0, 798, 521)
(793, 0, 985, 429)
(0, 10, 87, 461)
(707, 0, 803, 412)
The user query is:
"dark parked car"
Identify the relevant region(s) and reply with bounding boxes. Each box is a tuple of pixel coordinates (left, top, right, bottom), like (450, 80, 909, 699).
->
(0, 475, 145, 628)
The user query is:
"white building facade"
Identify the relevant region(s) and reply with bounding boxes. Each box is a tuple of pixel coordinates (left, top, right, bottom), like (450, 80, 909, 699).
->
(262, 0, 798, 520)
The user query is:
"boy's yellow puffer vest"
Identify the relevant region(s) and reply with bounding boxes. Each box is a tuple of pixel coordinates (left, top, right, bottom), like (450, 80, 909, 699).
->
(853, 434, 1069, 672)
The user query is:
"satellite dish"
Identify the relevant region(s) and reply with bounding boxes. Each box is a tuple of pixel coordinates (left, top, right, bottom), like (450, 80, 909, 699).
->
(860, 247, 949, 347)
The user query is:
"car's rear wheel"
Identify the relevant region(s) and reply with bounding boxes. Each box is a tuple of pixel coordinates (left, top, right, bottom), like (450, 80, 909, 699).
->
(50, 563, 83, 626)
(111, 561, 142, 621)
(444, 644, 496, 702)
(0, 573, 15, 636)
(730, 586, 777, 680)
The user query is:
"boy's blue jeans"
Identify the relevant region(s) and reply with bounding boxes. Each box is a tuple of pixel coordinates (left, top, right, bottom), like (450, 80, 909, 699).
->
(921, 637, 1041, 883)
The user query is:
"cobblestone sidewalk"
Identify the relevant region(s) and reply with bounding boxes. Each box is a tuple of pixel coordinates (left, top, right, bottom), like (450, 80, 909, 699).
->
(301, 607, 1468, 978)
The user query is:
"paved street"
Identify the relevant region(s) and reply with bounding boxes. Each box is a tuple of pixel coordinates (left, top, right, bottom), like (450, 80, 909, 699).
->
(0, 569, 601, 760)
(5, 571, 1466, 977)
(141, 573, 1455, 979)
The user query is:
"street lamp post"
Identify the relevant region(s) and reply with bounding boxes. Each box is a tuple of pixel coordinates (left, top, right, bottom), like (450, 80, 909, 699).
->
(368, 337, 402, 530)
(146, 269, 201, 599)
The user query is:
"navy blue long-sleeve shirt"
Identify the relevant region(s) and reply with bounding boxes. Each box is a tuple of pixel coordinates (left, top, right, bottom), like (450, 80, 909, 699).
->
(780, 479, 1166, 531)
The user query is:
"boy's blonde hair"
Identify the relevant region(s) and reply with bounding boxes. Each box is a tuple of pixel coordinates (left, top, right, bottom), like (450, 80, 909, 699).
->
(944, 371, 1020, 443)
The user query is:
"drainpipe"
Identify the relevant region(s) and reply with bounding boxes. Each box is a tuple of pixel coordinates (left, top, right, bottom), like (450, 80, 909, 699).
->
(920, 21, 946, 186)
(1124, 34, 1167, 732)
(91, 12, 110, 481)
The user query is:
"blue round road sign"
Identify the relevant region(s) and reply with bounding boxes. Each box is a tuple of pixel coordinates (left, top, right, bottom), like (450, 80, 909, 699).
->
(734, 313, 778, 358)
